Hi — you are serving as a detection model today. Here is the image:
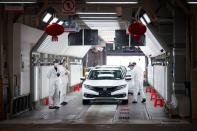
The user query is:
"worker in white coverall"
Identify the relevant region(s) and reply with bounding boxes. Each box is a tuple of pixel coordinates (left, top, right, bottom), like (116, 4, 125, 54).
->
(59, 61, 70, 106)
(128, 62, 146, 103)
(47, 60, 61, 109)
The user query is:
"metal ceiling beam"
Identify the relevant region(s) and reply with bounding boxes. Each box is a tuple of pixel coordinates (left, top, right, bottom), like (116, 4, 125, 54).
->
(175, 0, 190, 16)
(142, 0, 158, 23)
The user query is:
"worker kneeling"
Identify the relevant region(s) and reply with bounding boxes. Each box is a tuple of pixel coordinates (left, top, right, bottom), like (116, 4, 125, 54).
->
(128, 62, 146, 103)
(47, 60, 61, 109)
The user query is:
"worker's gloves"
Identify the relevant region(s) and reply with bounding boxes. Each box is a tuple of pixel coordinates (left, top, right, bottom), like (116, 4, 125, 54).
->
(57, 73, 60, 77)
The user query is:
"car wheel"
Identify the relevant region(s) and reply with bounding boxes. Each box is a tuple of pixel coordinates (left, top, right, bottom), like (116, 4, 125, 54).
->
(82, 100, 90, 105)
(122, 100, 128, 105)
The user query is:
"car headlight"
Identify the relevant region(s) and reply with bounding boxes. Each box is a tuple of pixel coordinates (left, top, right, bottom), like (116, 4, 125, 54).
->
(84, 84, 94, 90)
(116, 84, 127, 90)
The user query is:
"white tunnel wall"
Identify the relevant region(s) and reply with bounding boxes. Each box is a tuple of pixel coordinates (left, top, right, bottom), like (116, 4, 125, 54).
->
(34, 64, 83, 101)
(41, 66, 50, 99)
(13, 23, 44, 96)
(70, 64, 83, 86)
(153, 65, 168, 100)
(34, 66, 51, 101)
(147, 65, 153, 86)
(34, 66, 39, 101)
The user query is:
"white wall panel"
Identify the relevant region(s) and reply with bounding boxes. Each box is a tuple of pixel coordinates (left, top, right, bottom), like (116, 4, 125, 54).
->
(34, 66, 51, 100)
(147, 66, 153, 86)
(34, 66, 39, 101)
(153, 65, 168, 100)
(41, 66, 50, 99)
(14, 23, 44, 95)
(70, 64, 83, 86)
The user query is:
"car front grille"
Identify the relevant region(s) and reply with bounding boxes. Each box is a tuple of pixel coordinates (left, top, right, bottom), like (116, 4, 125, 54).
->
(90, 86, 119, 92)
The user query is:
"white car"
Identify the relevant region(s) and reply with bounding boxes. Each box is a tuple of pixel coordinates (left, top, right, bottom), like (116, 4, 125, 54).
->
(81, 67, 129, 105)
(95, 65, 127, 77)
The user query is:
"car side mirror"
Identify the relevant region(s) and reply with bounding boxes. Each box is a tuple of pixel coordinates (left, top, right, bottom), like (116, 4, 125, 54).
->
(125, 77, 131, 81)
(80, 77, 86, 81)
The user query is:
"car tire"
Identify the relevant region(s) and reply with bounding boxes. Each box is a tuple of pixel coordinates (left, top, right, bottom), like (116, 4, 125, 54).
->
(122, 100, 128, 105)
(82, 100, 90, 105)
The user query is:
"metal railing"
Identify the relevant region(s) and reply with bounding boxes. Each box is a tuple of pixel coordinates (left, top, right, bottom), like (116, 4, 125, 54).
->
(12, 94, 30, 115)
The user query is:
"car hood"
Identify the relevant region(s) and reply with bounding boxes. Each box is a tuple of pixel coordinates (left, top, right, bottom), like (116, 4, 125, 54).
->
(83, 79, 127, 87)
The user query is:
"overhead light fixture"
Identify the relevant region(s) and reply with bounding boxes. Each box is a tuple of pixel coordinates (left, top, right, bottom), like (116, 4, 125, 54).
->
(49, 17, 58, 24)
(140, 17, 147, 25)
(187, 0, 197, 4)
(0, 2, 36, 3)
(76, 12, 117, 15)
(58, 21, 64, 25)
(143, 13, 151, 24)
(80, 16, 118, 19)
(42, 13, 52, 23)
(187, 2, 197, 4)
(86, 0, 138, 4)
(82, 20, 119, 22)
(0, 0, 37, 4)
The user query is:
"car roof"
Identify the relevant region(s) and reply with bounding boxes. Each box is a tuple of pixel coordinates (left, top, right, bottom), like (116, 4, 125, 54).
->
(91, 67, 121, 71)
(96, 65, 122, 68)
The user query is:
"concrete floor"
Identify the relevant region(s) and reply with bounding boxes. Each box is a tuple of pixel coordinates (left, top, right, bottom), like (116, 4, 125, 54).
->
(0, 91, 195, 131)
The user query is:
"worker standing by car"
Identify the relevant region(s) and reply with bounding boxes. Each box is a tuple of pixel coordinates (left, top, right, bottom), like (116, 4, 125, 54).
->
(59, 59, 70, 106)
(47, 60, 61, 109)
(127, 63, 135, 94)
(128, 62, 146, 103)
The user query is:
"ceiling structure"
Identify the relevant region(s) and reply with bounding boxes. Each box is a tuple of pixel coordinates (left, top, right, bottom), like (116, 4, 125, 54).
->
(1, 0, 190, 58)
(36, 0, 178, 57)
(37, 32, 92, 58)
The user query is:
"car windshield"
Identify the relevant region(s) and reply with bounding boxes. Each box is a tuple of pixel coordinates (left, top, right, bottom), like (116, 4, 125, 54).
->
(88, 70, 123, 80)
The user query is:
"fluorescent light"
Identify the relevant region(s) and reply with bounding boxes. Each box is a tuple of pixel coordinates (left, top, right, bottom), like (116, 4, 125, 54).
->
(187, 0, 197, 4)
(58, 21, 64, 25)
(86, 0, 138, 4)
(49, 17, 58, 24)
(42, 13, 52, 23)
(83, 20, 119, 22)
(187, 2, 197, 4)
(0, 0, 37, 3)
(143, 13, 151, 24)
(0, 2, 36, 3)
(140, 17, 147, 25)
(76, 12, 117, 15)
(80, 16, 118, 19)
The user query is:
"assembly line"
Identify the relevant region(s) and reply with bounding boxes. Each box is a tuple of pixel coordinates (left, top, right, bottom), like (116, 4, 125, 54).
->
(1, 91, 173, 124)
(0, 59, 173, 124)
(1, 1, 197, 131)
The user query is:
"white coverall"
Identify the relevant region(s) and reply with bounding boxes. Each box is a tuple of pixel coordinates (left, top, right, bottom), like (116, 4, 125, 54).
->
(59, 65, 70, 104)
(126, 69, 135, 93)
(47, 66, 61, 107)
(132, 65, 146, 101)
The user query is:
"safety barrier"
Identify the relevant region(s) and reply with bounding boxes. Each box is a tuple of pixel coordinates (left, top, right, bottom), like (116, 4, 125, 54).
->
(145, 86, 166, 108)
(150, 93, 157, 101)
(145, 86, 152, 93)
(154, 98, 165, 107)
(74, 84, 80, 91)
(12, 94, 30, 115)
(44, 97, 49, 106)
